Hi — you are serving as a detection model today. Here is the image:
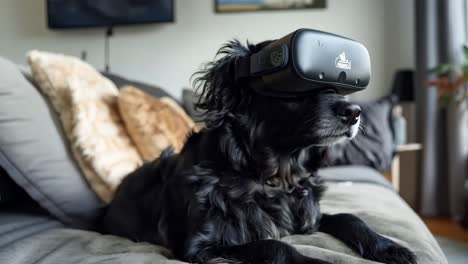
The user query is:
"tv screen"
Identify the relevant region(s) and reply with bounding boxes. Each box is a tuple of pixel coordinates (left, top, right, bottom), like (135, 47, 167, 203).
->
(47, 0, 174, 29)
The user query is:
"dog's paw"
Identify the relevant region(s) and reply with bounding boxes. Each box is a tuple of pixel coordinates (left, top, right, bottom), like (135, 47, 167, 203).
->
(368, 243, 417, 264)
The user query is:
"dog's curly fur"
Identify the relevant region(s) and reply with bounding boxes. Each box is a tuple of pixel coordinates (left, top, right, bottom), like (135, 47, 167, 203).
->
(101, 40, 417, 264)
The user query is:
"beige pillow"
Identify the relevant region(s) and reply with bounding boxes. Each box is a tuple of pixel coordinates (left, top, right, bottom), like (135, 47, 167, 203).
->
(118, 86, 195, 161)
(28, 50, 142, 202)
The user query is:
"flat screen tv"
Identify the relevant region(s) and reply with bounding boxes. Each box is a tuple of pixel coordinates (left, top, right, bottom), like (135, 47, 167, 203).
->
(47, 0, 174, 29)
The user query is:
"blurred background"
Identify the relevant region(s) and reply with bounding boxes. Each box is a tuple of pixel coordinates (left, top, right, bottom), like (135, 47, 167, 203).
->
(0, 0, 413, 100)
(0, 0, 466, 262)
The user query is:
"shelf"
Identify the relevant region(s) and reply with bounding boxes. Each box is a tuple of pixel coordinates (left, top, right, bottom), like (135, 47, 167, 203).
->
(397, 143, 423, 152)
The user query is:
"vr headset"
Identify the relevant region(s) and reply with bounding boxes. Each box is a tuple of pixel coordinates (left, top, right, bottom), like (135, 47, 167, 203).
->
(234, 29, 371, 97)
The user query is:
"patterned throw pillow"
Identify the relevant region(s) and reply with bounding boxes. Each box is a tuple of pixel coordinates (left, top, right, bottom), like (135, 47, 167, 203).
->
(28, 51, 142, 202)
(118, 86, 195, 161)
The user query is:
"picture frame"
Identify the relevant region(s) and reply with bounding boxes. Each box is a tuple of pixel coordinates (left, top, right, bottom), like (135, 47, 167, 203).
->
(215, 0, 326, 13)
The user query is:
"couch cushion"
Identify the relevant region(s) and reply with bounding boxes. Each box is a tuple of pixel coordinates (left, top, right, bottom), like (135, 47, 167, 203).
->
(27, 51, 143, 202)
(326, 96, 396, 171)
(103, 72, 178, 103)
(0, 56, 104, 228)
(0, 182, 447, 264)
(319, 165, 393, 190)
(181, 89, 205, 122)
(118, 86, 195, 161)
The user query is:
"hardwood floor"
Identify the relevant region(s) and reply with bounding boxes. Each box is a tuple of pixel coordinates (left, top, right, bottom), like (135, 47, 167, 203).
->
(423, 217, 468, 243)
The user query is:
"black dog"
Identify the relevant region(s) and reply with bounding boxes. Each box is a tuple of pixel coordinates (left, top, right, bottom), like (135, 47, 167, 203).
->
(102, 40, 416, 264)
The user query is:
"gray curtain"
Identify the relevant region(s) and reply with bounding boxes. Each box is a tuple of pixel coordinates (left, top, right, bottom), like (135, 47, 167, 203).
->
(415, 0, 468, 220)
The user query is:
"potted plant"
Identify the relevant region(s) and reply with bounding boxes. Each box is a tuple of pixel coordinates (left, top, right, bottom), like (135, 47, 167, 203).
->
(427, 46, 468, 105)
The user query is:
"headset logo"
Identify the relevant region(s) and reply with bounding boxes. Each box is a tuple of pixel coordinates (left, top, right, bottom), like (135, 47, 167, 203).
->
(335, 52, 351, 70)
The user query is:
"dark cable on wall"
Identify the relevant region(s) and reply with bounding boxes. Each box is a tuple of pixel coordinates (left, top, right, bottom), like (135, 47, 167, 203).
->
(105, 26, 114, 73)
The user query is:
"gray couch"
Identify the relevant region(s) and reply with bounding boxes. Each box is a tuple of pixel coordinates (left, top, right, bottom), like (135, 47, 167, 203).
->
(0, 56, 447, 263)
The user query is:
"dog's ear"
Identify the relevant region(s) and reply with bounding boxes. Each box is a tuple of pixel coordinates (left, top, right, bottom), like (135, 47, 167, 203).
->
(193, 40, 255, 128)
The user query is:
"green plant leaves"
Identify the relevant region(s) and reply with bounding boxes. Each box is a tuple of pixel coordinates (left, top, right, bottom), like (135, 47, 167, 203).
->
(429, 64, 453, 75)
(463, 45, 468, 61)
(439, 94, 452, 108)
(426, 45, 468, 108)
(461, 64, 468, 74)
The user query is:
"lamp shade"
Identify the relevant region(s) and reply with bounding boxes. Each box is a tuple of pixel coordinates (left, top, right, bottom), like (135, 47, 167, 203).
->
(391, 70, 414, 101)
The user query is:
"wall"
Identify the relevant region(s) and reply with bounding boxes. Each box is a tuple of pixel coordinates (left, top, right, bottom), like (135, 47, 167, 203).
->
(383, 0, 416, 93)
(382, 0, 418, 208)
(0, 0, 413, 100)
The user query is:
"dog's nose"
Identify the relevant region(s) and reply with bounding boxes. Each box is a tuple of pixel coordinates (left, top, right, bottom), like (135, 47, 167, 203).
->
(336, 103, 361, 125)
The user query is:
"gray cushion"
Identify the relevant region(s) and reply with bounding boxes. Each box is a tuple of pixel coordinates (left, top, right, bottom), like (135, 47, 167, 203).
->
(326, 96, 396, 171)
(319, 165, 393, 190)
(103, 72, 179, 103)
(0, 182, 447, 264)
(181, 89, 205, 122)
(0, 56, 104, 228)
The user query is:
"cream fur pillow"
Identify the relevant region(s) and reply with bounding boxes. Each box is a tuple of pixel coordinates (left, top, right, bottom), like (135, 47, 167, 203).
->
(28, 50, 142, 202)
(118, 86, 195, 161)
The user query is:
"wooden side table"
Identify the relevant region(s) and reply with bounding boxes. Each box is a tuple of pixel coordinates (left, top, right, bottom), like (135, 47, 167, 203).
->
(384, 143, 423, 191)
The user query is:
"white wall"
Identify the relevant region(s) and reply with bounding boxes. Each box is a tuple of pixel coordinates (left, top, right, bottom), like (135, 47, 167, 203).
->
(383, 0, 415, 92)
(0, 0, 414, 100)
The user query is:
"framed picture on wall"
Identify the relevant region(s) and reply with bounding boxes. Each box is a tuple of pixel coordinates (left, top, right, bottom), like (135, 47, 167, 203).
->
(215, 0, 326, 13)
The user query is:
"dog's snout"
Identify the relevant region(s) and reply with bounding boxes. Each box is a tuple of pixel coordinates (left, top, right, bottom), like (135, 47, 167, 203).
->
(336, 103, 361, 125)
